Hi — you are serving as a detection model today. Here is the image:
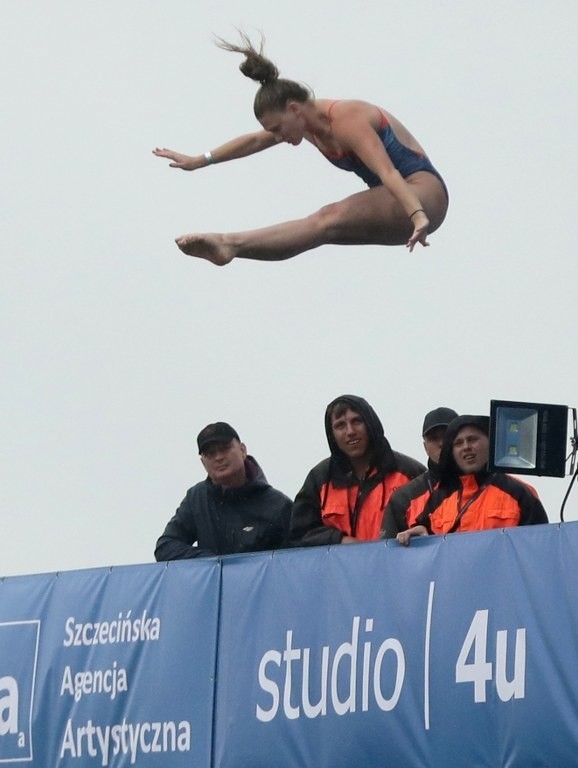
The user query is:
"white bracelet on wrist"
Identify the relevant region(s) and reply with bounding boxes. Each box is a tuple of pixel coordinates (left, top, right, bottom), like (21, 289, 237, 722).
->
(204, 151, 215, 165)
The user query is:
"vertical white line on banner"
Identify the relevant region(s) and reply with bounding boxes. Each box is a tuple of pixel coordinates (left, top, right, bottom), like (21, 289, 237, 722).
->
(424, 580, 436, 730)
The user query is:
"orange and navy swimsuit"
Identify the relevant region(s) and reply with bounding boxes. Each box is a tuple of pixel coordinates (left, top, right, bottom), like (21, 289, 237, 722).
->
(315, 102, 448, 196)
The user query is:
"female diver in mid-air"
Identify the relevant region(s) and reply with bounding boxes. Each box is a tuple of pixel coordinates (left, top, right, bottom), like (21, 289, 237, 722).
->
(153, 33, 448, 266)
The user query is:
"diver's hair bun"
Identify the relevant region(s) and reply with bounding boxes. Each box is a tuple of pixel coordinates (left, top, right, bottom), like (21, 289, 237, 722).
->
(216, 29, 312, 118)
(215, 31, 279, 86)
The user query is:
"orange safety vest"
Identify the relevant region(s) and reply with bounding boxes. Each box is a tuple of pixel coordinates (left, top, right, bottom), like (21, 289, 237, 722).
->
(320, 471, 411, 541)
(428, 475, 522, 534)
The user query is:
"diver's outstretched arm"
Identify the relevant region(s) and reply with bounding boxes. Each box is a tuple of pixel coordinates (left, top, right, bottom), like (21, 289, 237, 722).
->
(153, 130, 278, 171)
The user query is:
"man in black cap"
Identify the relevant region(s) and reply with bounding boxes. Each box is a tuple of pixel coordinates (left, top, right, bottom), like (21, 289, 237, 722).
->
(381, 406, 458, 538)
(155, 422, 292, 560)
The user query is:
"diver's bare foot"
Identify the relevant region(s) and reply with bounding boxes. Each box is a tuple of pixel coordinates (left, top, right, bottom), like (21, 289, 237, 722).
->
(175, 233, 234, 266)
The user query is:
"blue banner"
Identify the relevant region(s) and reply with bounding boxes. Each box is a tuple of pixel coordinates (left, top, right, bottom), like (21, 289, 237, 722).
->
(0, 560, 220, 767)
(215, 524, 578, 768)
(3, 524, 578, 766)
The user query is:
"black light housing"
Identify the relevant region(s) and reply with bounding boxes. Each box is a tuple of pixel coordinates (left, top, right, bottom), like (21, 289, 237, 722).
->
(489, 399, 569, 478)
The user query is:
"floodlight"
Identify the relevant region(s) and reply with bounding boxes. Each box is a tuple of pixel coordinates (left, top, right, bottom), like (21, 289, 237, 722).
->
(489, 400, 570, 478)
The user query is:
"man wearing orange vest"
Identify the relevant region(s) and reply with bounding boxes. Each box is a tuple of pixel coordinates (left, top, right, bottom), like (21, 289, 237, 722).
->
(290, 395, 425, 547)
(381, 406, 458, 538)
(397, 414, 548, 545)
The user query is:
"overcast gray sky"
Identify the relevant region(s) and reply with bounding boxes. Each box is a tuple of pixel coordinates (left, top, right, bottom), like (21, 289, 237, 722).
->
(2, 1, 577, 577)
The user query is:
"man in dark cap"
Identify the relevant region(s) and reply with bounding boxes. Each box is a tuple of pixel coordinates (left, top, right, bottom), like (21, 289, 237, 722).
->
(289, 395, 425, 547)
(155, 422, 292, 560)
(381, 406, 458, 538)
(397, 414, 549, 545)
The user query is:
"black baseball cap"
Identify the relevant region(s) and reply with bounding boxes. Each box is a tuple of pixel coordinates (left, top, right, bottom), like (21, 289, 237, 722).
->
(422, 407, 459, 437)
(197, 422, 240, 453)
